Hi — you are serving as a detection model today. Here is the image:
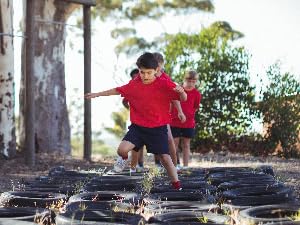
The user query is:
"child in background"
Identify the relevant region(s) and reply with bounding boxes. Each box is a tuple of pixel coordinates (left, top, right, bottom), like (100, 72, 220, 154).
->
(85, 52, 186, 190)
(170, 70, 202, 169)
(153, 52, 186, 167)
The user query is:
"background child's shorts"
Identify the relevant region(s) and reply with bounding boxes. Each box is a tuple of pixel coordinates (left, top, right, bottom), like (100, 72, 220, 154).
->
(123, 123, 169, 155)
(170, 126, 195, 138)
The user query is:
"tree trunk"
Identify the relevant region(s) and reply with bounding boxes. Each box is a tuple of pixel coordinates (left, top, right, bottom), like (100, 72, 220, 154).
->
(0, 0, 16, 158)
(20, 0, 78, 154)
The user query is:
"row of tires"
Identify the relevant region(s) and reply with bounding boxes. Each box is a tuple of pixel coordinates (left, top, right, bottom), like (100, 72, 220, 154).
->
(1, 200, 300, 224)
(0, 165, 299, 224)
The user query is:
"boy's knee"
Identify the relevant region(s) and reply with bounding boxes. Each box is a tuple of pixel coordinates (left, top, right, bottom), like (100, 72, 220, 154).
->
(117, 147, 126, 157)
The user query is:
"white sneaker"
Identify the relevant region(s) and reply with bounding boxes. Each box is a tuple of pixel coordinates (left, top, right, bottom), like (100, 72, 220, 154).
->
(136, 165, 144, 173)
(114, 156, 129, 172)
(130, 168, 136, 173)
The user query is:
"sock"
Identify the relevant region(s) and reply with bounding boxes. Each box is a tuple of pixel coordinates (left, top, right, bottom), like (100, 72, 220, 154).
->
(138, 162, 144, 167)
(172, 180, 182, 190)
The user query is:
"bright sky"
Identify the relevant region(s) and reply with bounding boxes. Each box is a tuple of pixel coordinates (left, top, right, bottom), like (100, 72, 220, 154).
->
(13, 0, 300, 145)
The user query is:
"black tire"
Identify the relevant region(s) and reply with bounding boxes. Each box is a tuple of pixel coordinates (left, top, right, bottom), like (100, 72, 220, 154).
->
(0, 207, 54, 224)
(65, 201, 134, 213)
(148, 211, 230, 224)
(151, 182, 216, 194)
(208, 173, 275, 186)
(146, 223, 223, 225)
(206, 167, 252, 175)
(83, 183, 138, 192)
(227, 195, 296, 207)
(49, 169, 100, 179)
(149, 191, 209, 201)
(177, 168, 207, 178)
(218, 181, 282, 191)
(0, 191, 67, 208)
(22, 183, 75, 195)
(265, 222, 300, 225)
(0, 220, 37, 225)
(68, 191, 140, 204)
(238, 204, 300, 225)
(55, 210, 145, 225)
(222, 185, 293, 199)
(220, 203, 250, 212)
(89, 175, 142, 183)
(107, 169, 148, 176)
(255, 165, 275, 176)
(221, 185, 295, 206)
(144, 201, 220, 214)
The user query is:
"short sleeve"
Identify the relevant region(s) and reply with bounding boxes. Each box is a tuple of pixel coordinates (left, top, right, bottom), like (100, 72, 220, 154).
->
(116, 79, 135, 98)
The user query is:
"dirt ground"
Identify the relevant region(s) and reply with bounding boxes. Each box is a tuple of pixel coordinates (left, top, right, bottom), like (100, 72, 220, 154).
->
(0, 151, 300, 199)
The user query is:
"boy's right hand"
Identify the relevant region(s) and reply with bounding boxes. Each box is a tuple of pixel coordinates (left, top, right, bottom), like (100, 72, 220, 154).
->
(84, 93, 98, 99)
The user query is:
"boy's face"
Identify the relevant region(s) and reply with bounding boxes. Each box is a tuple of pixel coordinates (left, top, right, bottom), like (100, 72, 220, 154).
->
(184, 78, 197, 88)
(139, 67, 158, 84)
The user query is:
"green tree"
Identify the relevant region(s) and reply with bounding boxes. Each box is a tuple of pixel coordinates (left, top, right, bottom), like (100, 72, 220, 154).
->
(258, 62, 300, 158)
(163, 22, 256, 149)
(104, 108, 129, 139)
(93, 0, 215, 55)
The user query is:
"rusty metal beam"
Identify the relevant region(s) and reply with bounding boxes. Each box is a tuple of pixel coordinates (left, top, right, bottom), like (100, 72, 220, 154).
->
(83, 5, 92, 161)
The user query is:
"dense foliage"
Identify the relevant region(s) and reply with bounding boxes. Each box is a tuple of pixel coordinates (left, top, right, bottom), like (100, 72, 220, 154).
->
(258, 63, 300, 158)
(164, 23, 257, 150)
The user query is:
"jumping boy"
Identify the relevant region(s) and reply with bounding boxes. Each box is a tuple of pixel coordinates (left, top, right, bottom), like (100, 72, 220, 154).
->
(84, 52, 186, 190)
(130, 52, 186, 171)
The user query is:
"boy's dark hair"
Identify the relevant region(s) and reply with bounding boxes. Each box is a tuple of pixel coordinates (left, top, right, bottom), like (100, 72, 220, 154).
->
(130, 68, 139, 79)
(153, 52, 164, 64)
(136, 52, 158, 69)
(185, 70, 198, 80)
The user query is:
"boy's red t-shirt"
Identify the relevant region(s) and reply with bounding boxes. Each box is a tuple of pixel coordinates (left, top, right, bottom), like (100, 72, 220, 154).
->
(116, 76, 180, 128)
(170, 88, 201, 128)
(159, 71, 172, 81)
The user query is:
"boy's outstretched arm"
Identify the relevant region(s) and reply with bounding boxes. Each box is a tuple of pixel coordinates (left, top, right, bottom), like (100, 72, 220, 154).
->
(84, 88, 119, 99)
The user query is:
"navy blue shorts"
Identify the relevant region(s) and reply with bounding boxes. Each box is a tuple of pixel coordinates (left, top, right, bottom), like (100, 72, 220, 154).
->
(123, 123, 169, 155)
(170, 126, 195, 138)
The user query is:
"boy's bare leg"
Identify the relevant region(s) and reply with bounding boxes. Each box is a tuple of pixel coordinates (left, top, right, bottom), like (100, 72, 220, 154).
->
(131, 150, 139, 169)
(173, 137, 181, 166)
(182, 137, 191, 167)
(167, 124, 177, 166)
(117, 140, 135, 158)
(159, 154, 178, 182)
(138, 147, 144, 166)
(114, 140, 136, 172)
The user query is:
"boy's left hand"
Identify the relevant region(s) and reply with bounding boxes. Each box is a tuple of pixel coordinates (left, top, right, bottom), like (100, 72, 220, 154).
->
(173, 85, 185, 93)
(178, 112, 186, 123)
